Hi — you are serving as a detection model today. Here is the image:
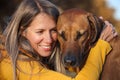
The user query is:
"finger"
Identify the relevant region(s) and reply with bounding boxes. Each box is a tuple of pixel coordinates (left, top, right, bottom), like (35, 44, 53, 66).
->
(104, 21, 113, 33)
(104, 21, 110, 25)
(106, 32, 118, 42)
(99, 16, 103, 20)
(100, 21, 113, 40)
(105, 34, 114, 42)
(113, 32, 118, 37)
(101, 25, 111, 39)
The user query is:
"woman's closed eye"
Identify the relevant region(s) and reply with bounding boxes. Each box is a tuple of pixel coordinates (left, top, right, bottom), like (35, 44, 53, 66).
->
(36, 30, 44, 35)
(51, 28, 57, 33)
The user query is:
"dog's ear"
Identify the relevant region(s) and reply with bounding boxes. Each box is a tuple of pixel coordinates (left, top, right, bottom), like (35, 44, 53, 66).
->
(87, 13, 105, 45)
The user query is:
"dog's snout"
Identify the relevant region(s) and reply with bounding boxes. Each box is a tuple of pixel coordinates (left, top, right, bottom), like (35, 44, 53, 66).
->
(64, 56, 76, 66)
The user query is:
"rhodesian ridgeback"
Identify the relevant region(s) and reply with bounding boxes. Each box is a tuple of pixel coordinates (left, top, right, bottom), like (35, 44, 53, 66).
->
(57, 8, 120, 80)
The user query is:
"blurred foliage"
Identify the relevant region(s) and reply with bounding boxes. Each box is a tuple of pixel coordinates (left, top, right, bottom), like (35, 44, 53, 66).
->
(0, 0, 21, 33)
(0, 0, 120, 33)
(50, 0, 120, 33)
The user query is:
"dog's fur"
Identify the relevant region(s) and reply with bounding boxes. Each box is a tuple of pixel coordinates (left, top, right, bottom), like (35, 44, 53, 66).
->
(57, 8, 120, 80)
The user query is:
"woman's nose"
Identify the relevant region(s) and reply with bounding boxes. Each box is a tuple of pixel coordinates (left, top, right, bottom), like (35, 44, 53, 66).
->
(45, 32, 53, 44)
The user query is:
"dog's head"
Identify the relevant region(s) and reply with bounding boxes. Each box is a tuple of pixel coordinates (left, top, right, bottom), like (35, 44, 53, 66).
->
(57, 8, 105, 69)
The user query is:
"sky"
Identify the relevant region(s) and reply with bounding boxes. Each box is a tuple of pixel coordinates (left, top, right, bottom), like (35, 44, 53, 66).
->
(106, 0, 120, 20)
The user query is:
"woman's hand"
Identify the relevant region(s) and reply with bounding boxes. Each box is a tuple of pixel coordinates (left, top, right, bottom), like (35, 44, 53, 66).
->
(100, 21, 118, 42)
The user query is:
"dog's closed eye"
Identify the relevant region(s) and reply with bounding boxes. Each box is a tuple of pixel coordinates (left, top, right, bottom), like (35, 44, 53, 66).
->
(59, 31, 67, 41)
(74, 31, 82, 41)
(74, 31, 86, 41)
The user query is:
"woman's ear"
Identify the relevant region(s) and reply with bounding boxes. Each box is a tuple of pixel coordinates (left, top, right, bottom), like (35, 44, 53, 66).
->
(22, 30, 26, 37)
(21, 26, 26, 37)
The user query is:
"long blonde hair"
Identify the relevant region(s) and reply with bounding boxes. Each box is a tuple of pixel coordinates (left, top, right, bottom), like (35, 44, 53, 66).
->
(3, 0, 65, 80)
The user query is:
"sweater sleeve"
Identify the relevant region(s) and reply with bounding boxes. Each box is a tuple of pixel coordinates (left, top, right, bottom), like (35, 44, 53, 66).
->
(0, 39, 112, 80)
(75, 39, 112, 80)
(35, 39, 112, 80)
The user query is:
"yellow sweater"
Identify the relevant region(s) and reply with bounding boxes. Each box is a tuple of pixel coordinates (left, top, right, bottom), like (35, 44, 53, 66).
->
(0, 40, 111, 80)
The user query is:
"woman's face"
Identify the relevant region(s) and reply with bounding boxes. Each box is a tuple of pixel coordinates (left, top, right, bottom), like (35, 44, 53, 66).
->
(23, 13, 57, 57)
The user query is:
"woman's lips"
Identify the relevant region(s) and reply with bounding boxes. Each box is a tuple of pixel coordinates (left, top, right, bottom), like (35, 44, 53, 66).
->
(40, 45, 52, 51)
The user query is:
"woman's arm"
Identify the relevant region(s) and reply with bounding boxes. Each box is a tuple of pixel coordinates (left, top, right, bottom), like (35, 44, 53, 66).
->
(36, 39, 111, 80)
(75, 39, 111, 80)
(37, 21, 115, 80)
(75, 21, 116, 80)
(0, 36, 112, 80)
(0, 21, 116, 80)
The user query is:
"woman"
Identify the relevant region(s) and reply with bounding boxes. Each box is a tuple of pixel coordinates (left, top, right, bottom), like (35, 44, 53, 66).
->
(0, 0, 117, 80)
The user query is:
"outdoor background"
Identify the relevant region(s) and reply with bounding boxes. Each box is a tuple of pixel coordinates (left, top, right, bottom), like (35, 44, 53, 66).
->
(0, 0, 120, 34)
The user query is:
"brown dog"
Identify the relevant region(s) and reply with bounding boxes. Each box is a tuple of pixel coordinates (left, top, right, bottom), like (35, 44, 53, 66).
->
(57, 8, 120, 80)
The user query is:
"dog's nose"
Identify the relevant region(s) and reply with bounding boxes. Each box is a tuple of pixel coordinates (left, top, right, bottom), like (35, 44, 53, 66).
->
(64, 56, 76, 66)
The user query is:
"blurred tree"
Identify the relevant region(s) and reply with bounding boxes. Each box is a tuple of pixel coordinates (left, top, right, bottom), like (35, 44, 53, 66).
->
(91, 0, 117, 26)
(49, 0, 93, 11)
(49, 0, 120, 33)
(50, 0, 115, 20)
(0, 0, 21, 33)
(0, 0, 119, 33)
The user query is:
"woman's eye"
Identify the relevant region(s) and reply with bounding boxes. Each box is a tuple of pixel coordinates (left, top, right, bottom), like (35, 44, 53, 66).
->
(36, 30, 44, 34)
(51, 29, 57, 33)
